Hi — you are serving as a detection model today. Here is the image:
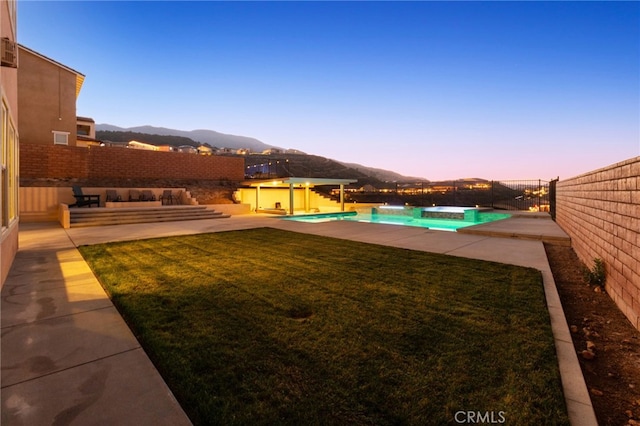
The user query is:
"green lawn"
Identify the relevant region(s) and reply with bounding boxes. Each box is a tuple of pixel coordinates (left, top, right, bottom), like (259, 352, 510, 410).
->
(79, 227, 568, 425)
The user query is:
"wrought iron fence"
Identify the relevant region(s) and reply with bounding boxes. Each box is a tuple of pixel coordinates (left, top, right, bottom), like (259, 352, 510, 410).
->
(490, 179, 550, 211)
(337, 179, 551, 211)
(414, 179, 551, 210)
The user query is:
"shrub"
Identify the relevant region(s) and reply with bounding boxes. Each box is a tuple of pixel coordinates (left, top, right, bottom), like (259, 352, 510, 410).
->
(583, 258, 606, 287)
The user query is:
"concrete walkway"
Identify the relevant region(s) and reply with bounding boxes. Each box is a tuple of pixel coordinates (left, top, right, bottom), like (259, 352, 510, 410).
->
(1, 223, 191, 425)
(2, 214, 596, 425)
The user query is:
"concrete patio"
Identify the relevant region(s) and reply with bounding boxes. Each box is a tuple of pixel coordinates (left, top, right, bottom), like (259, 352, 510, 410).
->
(1, 213, 595, 425)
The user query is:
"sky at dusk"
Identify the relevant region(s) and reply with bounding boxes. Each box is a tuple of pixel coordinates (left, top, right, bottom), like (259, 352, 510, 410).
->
(18, 1, 640, 181)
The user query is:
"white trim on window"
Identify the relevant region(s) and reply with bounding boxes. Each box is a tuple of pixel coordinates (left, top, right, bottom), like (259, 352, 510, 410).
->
(1, 100, 6, 228)
(52, 131, 70, 145)
(9, 1, 17, 37)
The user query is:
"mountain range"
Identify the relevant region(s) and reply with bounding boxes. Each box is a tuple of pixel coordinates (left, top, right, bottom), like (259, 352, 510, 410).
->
(95, 124, 428, 182)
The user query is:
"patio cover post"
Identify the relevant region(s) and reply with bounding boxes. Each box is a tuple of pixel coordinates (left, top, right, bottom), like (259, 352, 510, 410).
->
(289, 183, 294, 215)
(255, 185, 260, 212)
(304, 185, 310, 212)
(340, 184, 345, 211)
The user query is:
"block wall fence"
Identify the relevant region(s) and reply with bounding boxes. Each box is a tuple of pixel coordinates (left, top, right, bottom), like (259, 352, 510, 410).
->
(20, 143, 245, 181)
(555, 156, 640, 330)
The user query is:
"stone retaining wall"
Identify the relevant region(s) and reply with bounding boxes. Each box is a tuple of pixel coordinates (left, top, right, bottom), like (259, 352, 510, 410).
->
(555, 157, 640, 330)
(20, 187, 195, 222)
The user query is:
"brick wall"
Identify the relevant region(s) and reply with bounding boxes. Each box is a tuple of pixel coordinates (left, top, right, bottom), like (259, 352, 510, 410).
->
(20, 144, 245, 181)
(556, 157, 640, 330)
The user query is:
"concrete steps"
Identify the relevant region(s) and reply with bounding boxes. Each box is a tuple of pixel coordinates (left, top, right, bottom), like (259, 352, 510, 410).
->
(311, 188, 338, 202)
(69, 205, 230, 227)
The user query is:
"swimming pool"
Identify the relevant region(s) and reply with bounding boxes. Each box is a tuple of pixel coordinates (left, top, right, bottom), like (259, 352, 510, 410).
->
(281, 206, 511, 231)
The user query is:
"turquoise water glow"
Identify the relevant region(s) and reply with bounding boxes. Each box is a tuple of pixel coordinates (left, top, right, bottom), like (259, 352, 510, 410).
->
(281, 210, 511, 231)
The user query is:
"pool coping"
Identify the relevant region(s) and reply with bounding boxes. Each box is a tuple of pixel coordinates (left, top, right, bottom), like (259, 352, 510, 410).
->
(279, 209, 512, 231)
(458, 215, 572, 246)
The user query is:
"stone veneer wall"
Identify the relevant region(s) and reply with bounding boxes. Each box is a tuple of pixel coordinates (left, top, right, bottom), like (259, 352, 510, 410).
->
(555, 157, 640, 330)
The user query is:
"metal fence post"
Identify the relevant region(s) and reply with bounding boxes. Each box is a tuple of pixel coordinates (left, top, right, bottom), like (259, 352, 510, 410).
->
(538, 179, 541, 209)
(549, 177, 558, 220)
(491, 180, 494, 208)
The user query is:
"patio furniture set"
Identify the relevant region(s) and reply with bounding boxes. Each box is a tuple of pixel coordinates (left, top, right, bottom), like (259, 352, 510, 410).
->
(71, 186, 181, 208)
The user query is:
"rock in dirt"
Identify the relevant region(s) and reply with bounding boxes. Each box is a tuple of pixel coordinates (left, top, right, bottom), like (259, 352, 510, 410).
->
(590, 388, 604, 396)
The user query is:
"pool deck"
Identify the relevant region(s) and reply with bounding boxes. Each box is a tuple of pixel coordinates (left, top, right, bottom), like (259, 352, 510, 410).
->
(458, 211, 572, 245)
(1, 213, 595, 425)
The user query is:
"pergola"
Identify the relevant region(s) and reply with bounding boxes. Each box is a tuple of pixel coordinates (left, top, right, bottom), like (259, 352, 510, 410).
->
(243, 177, 357, 215)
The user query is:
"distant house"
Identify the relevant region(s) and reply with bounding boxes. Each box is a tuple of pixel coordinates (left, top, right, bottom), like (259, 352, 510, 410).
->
(17, 44, 86, 147)
(177, 145, 198, 154)
(360, 184, 378, 193)
(429, 184, 455, 193)
(197, 145, 212, 155)
(216, 147, 236, 154)
(262, 148, 282, 155)
(76, 116, 100, 147)
(100, 140, 129, 148)
(128, 140, 159, 151)
(285, 148, 306, 155)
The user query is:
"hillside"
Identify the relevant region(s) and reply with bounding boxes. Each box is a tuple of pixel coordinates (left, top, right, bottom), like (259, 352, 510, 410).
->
(337, 161, 428, 182)
(96, 130, 203, 148)
(244, 153, 377, 182)
(96, 124, 275, 152)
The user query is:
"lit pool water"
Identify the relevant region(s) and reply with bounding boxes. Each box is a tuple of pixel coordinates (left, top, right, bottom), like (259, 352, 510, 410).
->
(281, 208, 511, 231)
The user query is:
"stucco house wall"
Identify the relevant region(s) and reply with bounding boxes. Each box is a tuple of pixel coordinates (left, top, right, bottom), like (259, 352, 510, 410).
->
(1, 0, 20, 287)
(17, 44, 83, 147)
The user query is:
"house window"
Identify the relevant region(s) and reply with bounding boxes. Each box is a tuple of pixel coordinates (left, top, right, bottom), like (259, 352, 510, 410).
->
(1, 100, 17, 227)
(77, 124, 90, 136)
(1, 101, 6, 227)
(53, 131, 69, 145)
